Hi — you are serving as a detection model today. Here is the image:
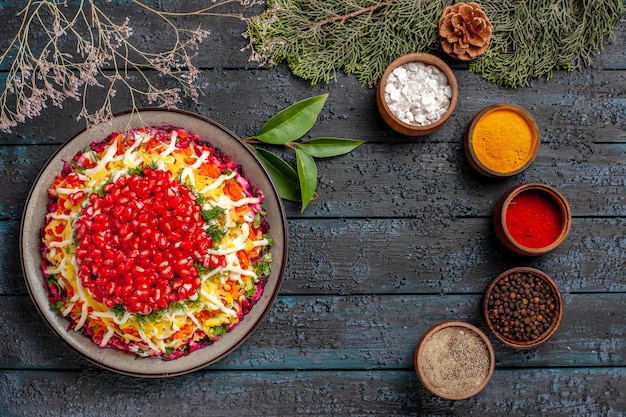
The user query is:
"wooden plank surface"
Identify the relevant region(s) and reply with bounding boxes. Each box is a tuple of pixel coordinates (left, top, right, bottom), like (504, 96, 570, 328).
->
(3, 217, 626, 296)
(1, 368, 624, 417)
(0, 2, 624, 416)
(3, 139, 626, 219)
(1, 65, 625, 147)
(0, 293, 623, 370)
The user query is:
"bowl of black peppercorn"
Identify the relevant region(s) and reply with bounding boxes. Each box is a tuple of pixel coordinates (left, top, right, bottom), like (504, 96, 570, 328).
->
(483, 267, 563, 348)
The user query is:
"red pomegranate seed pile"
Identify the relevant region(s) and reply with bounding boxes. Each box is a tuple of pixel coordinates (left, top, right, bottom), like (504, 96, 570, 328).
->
(74, 168, 212, 315)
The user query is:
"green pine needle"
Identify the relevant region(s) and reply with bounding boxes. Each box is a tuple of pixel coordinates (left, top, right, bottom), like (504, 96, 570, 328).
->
(246, 0, 625, 88)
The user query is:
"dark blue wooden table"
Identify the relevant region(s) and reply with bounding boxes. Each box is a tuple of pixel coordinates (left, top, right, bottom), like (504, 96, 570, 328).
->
(0, 2, 624, 416)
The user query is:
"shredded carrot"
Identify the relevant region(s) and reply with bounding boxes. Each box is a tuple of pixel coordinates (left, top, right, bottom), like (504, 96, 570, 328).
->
(223, 180, 244, 200)
(172, 323, 195, 340)
(198, 163, 221, 178)
(237, 250, 250, 269)
(144, 137, 164, 153)
(65, 284, 74, 299)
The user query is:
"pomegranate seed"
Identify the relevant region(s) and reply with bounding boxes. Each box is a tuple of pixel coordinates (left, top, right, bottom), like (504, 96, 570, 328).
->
(159, 265, 173, 278)
(74, 168, 208, 314)
(160, 221, 172, 234)
(178, 286, 189, 299)
(68, 190, 85, 206)
(119, 285, 133, 297)
(171, 278, 183, 290)
(83, 206, 94, 217)
(205, 254, 227, 269)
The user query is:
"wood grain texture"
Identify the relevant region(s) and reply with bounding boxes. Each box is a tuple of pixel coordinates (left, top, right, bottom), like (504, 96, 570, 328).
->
(2, 140, 626, 219)
(3, 218, 626, 296)
(0, 2, 624, 416)
(1, 64, 625, 146)
(1, 368, 624, 417)
(0, 293, 623, 371)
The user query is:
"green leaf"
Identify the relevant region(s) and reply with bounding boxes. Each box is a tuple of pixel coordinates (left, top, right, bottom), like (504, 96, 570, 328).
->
(254, 147, 301, 202)
(256, 94, 328, 144)
(295, 148, 317, 212)
(201, 206, 225, 223)
(296, 137, 365, 158)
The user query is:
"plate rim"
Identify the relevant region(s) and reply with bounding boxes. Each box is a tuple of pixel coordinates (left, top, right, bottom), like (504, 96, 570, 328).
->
(20, 108, 288, 378)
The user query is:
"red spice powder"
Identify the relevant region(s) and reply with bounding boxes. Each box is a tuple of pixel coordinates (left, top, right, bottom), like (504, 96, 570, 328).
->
(505, 190, 563, 248)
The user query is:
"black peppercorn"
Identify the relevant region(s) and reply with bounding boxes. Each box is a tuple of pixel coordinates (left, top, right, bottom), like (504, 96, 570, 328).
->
(485, 270, 561, 345)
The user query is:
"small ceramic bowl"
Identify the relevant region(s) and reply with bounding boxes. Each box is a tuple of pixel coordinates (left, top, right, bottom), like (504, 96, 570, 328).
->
(483, 267, 563, 349)
(493, 183, 572, 256)
(464, 103, 540, 178)
(414, 320, 495, 400)
(376, 52, 458, 136)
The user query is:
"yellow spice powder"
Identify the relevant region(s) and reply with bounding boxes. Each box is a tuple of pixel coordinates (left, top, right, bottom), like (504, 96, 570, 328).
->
(471, 108, 535, 174)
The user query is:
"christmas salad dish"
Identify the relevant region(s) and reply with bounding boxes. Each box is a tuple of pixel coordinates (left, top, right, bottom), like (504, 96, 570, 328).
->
(39, 123, 275, 360)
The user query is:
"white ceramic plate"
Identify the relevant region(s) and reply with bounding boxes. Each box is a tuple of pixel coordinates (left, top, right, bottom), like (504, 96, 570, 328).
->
(20, 109, 288, 377)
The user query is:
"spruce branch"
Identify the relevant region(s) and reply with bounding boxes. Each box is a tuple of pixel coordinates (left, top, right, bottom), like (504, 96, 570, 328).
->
(245, 0, 626, 88)
(305, 0, 397, 30)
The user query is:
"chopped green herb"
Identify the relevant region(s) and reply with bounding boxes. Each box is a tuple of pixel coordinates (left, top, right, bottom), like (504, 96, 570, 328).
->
(94, 178, 112, 197)
(206, 224, 226, 243)
(185, 296, 204, 310)
(253, 210, 266, 229)
(47, 275, 61, 293)
(127, 161, 158, 177)
(194, 261, 211, 275)
(110, 304, 126, 320)
(179, 177, 208, 206)
(255, 252, 272, 277)
(213, 324, 228, 336)
(202, 206, 225, 223)
(127, 166, 143, 177)
(51, 301, 64, 311)
(146, 308, 166, 322)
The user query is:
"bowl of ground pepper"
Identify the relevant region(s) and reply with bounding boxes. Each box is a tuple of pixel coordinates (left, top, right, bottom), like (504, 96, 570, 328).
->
(377, 52, 458, 136)
(414, 321, 495, 400)
(493, 183, 572, 256)
(464, 103, 540, 177)
(483, 267, 563, 348)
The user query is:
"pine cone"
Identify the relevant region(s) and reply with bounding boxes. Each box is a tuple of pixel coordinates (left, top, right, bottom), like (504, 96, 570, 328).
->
(438, 2, 493, 61)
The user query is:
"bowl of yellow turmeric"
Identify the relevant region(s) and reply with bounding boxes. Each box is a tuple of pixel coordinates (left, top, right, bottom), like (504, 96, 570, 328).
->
(464, 103, 540, 178)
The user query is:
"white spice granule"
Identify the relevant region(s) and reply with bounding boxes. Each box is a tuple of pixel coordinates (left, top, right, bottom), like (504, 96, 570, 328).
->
(384, 62, 452, 126)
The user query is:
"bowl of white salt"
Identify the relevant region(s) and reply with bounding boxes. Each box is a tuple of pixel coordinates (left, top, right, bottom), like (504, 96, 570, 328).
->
(376, 52, 458, 136)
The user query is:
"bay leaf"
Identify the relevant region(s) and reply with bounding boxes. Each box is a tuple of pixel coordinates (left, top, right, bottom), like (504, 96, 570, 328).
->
(254, 147, 301, 202)
(295, 148, 317, 212)
(296, 137, 365, 158)
(256, 94, 328, 144)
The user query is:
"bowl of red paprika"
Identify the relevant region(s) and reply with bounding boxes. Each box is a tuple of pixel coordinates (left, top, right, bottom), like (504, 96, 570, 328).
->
(493, 183, 572, 256)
